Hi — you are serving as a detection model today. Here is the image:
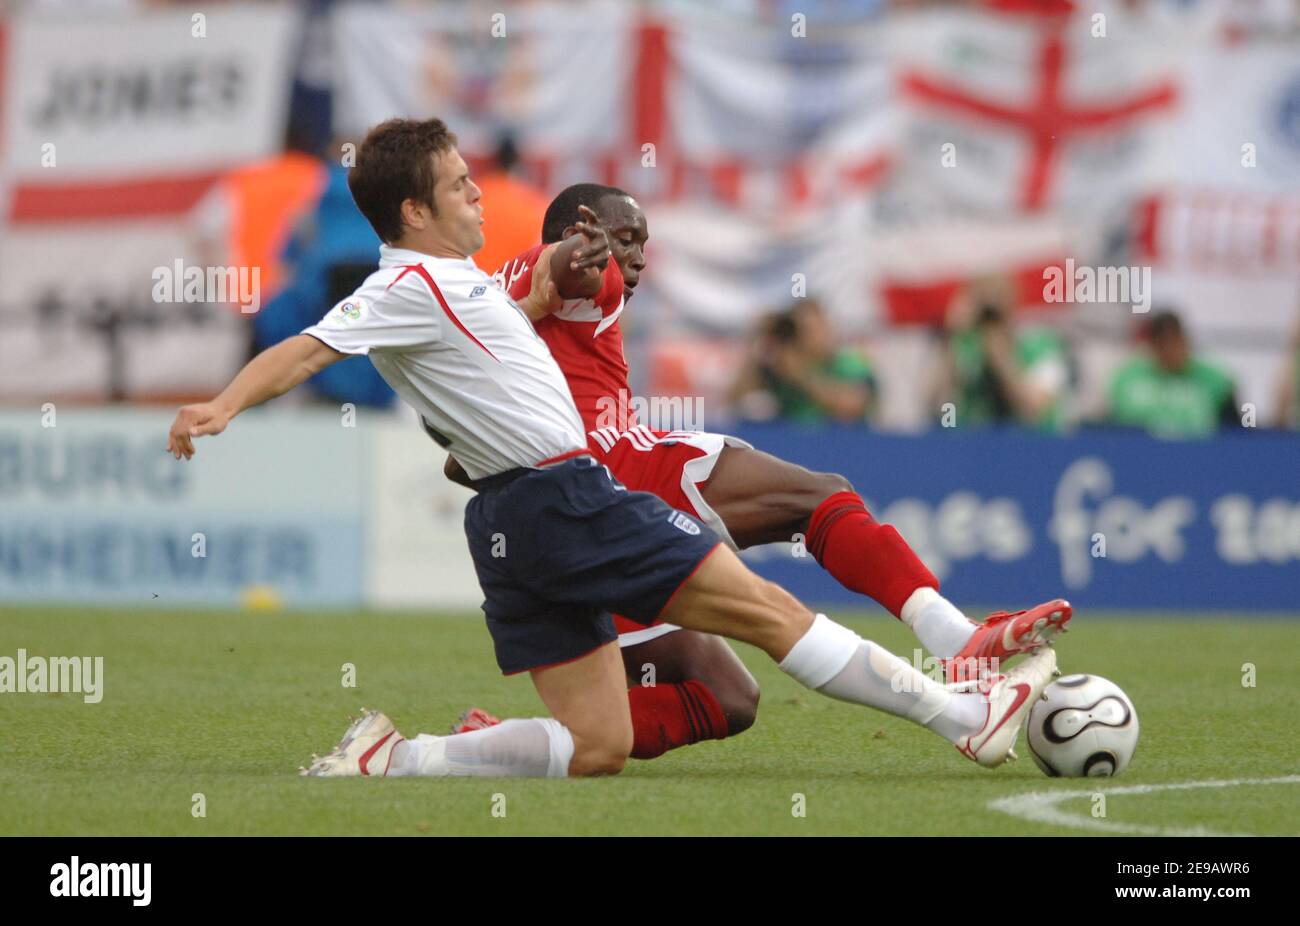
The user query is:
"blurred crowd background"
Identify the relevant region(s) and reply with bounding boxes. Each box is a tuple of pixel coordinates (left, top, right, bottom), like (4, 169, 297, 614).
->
(5, 0, 1300, 612)
(3, 0, 1300, 438)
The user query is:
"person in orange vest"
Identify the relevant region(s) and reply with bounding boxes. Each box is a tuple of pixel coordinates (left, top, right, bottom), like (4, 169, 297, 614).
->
(190, 126, 327, 312)
(472, 134, 549, 276)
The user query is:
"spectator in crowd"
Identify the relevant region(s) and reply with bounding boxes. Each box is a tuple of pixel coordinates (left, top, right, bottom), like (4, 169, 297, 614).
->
(190, 121, 327, 308)
(930, 277, 1071, 432)
(731, 298, 877, 424)
(1107, 309, 1239, 438)
(472, 133, 550, 276)
(255, 138, 394, 408)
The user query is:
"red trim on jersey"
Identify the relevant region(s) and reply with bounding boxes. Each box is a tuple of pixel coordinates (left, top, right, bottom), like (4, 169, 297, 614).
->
(385, 265, 419, 290)
(535, 448, 592, 467)
(9, 172, 223, 222)
(407, 264, 500, 363)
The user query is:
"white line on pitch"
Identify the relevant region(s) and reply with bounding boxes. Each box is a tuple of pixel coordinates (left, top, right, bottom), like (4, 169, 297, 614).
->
(987, 775, 1300, 836)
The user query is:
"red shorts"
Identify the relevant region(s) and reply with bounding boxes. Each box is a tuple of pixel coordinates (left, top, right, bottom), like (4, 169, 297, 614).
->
(587, 425, 752, 645)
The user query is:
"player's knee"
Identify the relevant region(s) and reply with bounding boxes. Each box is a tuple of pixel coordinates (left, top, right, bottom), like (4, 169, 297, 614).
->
(689, 639, 761, 737)
(715, 671, 760, 737)
(570, 742, 629, 777)
(569, 725, 633, 777)
(816, 470, 854, 498)
(803, 470, 853, 514)
(787, 470, 855, 533)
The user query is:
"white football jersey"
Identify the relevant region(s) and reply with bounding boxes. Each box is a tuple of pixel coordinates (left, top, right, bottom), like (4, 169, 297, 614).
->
(302, 245, 587, 480)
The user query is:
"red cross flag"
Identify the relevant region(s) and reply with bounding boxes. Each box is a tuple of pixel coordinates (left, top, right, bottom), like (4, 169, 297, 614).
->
(891, 2, 1178, 216)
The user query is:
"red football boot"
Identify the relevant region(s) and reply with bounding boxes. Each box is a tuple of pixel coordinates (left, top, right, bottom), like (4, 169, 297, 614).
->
(945, 599, 1072, 686)
(450, 707, 501, 734)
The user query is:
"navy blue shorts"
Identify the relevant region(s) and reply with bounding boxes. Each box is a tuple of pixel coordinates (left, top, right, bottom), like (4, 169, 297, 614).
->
(464, 455, 722, 675)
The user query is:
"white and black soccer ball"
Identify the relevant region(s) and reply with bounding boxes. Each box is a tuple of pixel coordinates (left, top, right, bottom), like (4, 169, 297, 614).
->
(1026, 674, 1139, 778)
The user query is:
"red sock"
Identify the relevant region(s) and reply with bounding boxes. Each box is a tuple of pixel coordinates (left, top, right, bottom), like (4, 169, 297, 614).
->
(806, 490, 939, 619)
(628, 680, 729, 760)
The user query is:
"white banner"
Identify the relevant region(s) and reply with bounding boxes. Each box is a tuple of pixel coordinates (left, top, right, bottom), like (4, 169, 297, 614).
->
(0, 3, 298, 400)
(332, 0, 632, 157)
(1167, 41, 1300, 193)
(1, 4, 297, 186)
(1128, 42, 1300, 424)
(0, 223, 250, 400)
(665, 10, 894, 198)
(0, 408, 366, 606)
(0, 406, 499, 611)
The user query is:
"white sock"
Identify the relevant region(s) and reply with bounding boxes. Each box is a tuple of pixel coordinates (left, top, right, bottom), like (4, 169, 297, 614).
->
(388, 718, 574, 778)
(779, 613, 986, 743)
(900, 587, 976, 658)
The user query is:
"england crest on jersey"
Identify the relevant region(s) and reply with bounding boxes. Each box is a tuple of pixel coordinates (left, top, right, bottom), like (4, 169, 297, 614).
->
(668, 511, 701, 535)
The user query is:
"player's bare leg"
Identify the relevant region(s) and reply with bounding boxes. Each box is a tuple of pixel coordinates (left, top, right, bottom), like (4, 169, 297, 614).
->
(619, 630, 760, 758)
(307, 643, 630, 779)
(450, 632, 759, 758)
(659, 544, 1054, 767)
(530, 641, 633, 776)
(700, 444, 850, 548)
(450, 630, 758, 758)
(700, 445, 1070, 680)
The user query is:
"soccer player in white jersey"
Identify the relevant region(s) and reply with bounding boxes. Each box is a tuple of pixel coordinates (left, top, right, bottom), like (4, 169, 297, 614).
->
(167, 118, 1062, 778)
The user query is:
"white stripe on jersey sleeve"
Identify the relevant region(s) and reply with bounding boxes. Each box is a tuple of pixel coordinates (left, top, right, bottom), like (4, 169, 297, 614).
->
(589, 427, 616, 452)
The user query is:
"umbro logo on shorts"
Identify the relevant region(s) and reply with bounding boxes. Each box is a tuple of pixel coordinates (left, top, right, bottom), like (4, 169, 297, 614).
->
(470, 285, 487, 298)
(668, 511, 701, 535)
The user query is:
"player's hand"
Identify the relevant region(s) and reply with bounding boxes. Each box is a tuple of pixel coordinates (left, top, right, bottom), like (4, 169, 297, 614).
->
(570, 204, 610, 272)
(519, 244, 564, 320)
(166, 402, 230, 460)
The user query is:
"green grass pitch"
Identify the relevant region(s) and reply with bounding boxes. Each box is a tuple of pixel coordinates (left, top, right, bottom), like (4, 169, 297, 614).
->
(1, 606, 1297, 836)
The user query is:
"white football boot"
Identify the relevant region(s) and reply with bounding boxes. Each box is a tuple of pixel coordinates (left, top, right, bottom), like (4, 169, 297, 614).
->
(300, 708, 405, 777)
(956, 647, 1058, 768)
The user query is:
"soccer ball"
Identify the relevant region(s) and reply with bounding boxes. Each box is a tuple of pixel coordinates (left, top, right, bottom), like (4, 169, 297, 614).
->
(1026, 674, 1139, 778)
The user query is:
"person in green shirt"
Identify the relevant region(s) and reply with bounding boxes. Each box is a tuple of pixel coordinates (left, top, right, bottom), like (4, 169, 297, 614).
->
(1108, 310, 1239, 438)
(732, 299, 877, 424)
(932, 279, 1072, 432)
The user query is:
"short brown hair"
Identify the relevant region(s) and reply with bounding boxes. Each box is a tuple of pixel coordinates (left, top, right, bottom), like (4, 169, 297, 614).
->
(348, 118, 458, 244)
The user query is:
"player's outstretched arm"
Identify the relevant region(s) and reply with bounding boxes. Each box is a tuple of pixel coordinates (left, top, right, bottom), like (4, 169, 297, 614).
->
(516, 243, 565, 321)
(515, 206, 611, 321)
(552, 204, 610, 300)
(166, 334, 345, 460)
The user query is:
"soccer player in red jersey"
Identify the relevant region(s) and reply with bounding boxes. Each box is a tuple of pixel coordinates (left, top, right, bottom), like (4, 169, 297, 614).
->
(450, 183, 1071, 759)
(179, 119, 1066, 778)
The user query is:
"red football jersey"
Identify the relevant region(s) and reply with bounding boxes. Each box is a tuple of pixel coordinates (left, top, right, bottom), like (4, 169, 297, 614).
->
(493, 244, 630, 433)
